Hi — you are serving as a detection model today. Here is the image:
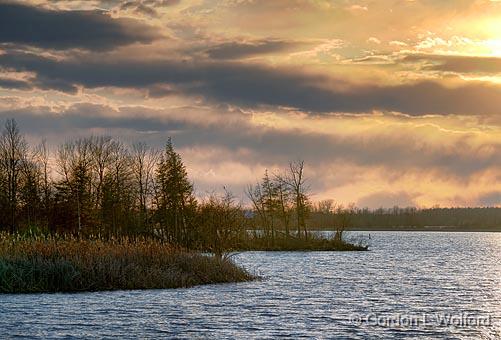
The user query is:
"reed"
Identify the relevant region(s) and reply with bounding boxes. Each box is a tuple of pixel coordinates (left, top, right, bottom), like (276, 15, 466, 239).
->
(0, 233, 255, 293)
(239, 233, 369, 251)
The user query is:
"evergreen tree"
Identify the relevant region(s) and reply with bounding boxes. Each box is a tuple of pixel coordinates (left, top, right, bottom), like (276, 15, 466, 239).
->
(155, 138, 196, 245)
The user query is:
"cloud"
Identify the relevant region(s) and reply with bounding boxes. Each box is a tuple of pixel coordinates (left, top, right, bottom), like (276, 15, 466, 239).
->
(367, 37, 381, 44)
(1, 102, 499, 178)
(0, 101, 499, 205)
(0, 2, 160, 50)
(2, 51, 501, 116)
(357, 191, 418, 209)
(120, 1, 159, 17)
(0, 103, 188, 135)
(404, 54, 501, 74)
(0, 0, 499, 208)
(205, 40, 304, 59)
(0, 78, 32, 90)
(143, 0, 180, 7)
(477, 191, 501, 207)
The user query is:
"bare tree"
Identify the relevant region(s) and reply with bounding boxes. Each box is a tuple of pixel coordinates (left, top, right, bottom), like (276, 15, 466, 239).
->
(246, 182, 269, 239)
(131, 142, 159, 229)
(275, 178, 292, 239)
(277, 161, 310, 239)
(261, 170, 278, 243)
(198, 189, 244, 257)
(89, 136, 116, 211)
(101, 141, 135, 235)
(334, 203, 355, 242)
(56, 138, 93, 233)
(34, 140, 51, 207)
(19, 147, 44, 228)
(0, 119, 28, 232)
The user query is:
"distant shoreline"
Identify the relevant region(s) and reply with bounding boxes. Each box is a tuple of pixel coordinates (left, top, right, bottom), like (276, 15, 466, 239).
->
(343, 226, 501, 232)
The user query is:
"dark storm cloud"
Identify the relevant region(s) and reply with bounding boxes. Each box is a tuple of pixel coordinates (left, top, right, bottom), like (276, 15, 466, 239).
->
(0, 78, 32, 90)
(206, 40, 302, 59)
(0, 2, 159, 50)
(1, 51, 501, 116)
(403, 54, 501, 74)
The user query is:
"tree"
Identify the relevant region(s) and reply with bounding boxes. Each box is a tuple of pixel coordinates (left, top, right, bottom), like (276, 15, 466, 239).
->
(0, 119, 28, 232)
(18, 153, 44, 228)
(154, 138, 196, 245)
(34, 140, 52, 223)
(275, 178, 292, 239)
(277, 161, 310, 239)
(261, 170, 278, 243)
(131, 142, 159, 229)
(246, 171, 279, 243)
(89, 136, 116, 212)
(246, 182, 267, 238)
(197, 189, 244, 256)
(246, 167, 298, 244)
(334, 203, 355, 242)
(54, 138, 94, 233)
(100, 141, 136, 235)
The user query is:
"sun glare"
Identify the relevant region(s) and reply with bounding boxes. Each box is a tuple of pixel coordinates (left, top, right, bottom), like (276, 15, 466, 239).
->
(481, 18, 501, 56)
(483, 39, 501, 57)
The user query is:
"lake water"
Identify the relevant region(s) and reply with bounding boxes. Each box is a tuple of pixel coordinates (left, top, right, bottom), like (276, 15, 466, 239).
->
(1, 232, 500, 339)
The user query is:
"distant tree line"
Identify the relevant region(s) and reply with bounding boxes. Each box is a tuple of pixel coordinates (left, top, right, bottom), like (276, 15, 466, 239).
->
(308, 203, 501, 230)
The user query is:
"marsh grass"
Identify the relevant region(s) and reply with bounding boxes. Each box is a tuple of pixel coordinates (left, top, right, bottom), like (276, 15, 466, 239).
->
(239, 233, 369, 251)
(0, 233, 255, 293)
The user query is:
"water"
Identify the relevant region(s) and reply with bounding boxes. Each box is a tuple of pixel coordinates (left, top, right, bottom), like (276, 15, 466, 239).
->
(1, 232, 500, 339)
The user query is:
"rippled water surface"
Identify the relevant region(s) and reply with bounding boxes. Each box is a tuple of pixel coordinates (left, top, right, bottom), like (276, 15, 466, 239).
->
(1, 232, 500, 339)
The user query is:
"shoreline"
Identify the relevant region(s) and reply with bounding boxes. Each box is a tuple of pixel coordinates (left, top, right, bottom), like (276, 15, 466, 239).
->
(345, 227, 501, 232)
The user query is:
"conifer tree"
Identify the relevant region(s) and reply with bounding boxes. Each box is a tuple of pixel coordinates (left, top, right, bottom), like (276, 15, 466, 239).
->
(155, 138, 196, 245)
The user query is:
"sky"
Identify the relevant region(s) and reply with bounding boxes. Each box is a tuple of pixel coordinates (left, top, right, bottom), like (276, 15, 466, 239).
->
(0, 0, 500, 208)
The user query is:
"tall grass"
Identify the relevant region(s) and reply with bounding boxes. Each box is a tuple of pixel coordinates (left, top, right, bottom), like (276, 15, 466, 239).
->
(239, 232, 369, 251)
(0, 233, 254, 293)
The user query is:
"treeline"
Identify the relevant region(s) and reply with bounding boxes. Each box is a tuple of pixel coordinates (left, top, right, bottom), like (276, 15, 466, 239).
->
(2, 119, 350, 253)
(0, 119, 243, 251)
(308, 203, 501, 230)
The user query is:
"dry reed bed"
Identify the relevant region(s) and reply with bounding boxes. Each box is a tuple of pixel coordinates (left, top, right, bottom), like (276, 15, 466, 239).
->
(0, 234, 254, 293)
